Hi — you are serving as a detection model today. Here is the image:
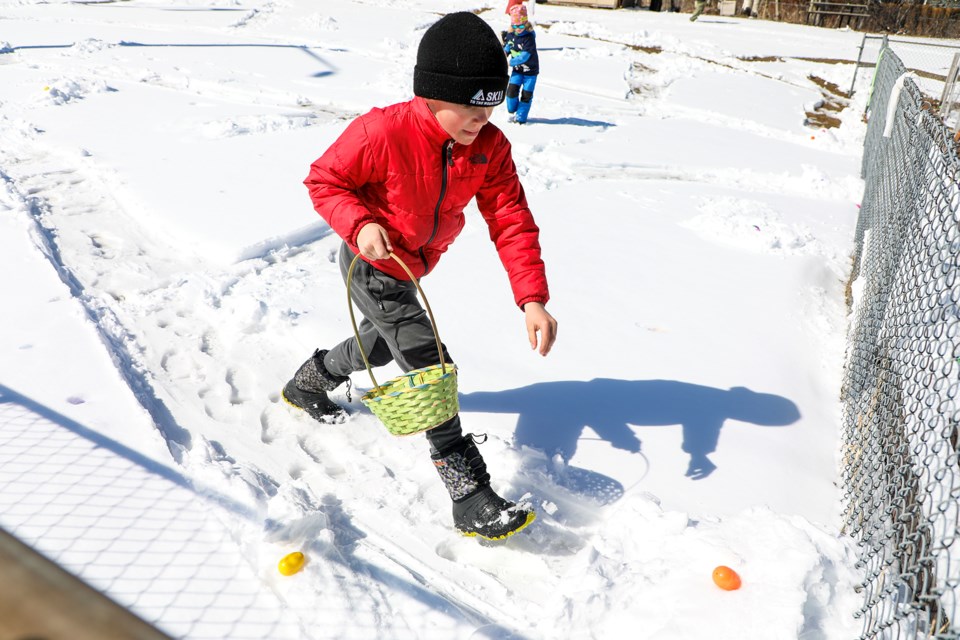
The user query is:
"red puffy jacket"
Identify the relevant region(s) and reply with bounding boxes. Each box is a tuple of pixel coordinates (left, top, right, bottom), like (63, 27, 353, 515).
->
(303, 96, 549, 309)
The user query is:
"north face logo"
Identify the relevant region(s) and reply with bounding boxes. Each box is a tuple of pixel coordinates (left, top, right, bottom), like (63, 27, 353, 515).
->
(469, 89, 504, 106)
(469, 153, 488, 164)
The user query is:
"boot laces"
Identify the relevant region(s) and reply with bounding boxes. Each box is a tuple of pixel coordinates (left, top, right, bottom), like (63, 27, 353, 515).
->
(463, 433, 490, 484)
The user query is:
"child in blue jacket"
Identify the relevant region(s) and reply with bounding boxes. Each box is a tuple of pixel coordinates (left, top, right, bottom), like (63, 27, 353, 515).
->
(503, 5, 539, 124)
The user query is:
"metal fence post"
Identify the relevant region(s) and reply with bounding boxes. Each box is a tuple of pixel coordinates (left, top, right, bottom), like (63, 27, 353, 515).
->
(849, 33, 868, 96)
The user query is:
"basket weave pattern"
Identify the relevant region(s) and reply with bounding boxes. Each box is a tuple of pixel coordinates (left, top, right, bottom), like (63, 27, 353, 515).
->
(361, 364, 459, 436)
(347, 253, 459, 437)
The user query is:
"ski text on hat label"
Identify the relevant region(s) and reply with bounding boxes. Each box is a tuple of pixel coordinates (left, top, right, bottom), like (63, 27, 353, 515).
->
(470, 89, 504, 106)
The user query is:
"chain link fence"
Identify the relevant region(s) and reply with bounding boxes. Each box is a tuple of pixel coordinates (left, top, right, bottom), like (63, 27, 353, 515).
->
(850, 35, 960, 109)
(942, 54, 960, 137)
(842, 43, 960, 640)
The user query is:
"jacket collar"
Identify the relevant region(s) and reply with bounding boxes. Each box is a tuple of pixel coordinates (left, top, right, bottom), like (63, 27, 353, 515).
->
(412, 96, 455, 147)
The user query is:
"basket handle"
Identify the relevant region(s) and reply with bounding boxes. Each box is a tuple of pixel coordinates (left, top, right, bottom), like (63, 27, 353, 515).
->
(346, 252, 448, 393)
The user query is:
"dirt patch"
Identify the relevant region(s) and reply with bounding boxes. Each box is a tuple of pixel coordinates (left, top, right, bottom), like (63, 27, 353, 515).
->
(626, 44, 663, 54)
(794, 57, 856, 66)
(741, 56, 858, 66)
(914, 68, 948, 83)
(809, 75, 852, 100)
(805, 75, 850, 129)
(805, 111, 843, 128)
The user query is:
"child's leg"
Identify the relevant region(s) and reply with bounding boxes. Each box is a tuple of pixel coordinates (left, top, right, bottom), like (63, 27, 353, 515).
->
(297, 243, 534, 539)
(285, 242, 446, 419)
(690, 0, 706, 20)
(324, 243, 452, 376)
(427, 421, 535, 539)
(325, 316, 393, 374)
(514, 74, 538, 124)
(505, 74, 523, 115)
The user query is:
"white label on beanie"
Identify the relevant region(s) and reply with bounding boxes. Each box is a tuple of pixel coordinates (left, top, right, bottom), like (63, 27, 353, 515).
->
(470, 89, 504, 106)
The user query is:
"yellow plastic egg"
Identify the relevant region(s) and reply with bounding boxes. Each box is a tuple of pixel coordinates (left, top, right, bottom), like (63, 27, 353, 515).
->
(278, 551, 306, 576)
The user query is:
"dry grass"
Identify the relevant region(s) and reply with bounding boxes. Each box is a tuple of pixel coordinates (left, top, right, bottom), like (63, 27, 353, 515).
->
(738, 55, 783, 63)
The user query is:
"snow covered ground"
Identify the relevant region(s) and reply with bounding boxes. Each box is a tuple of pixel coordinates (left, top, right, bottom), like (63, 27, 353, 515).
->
(1, 0, 873, 637)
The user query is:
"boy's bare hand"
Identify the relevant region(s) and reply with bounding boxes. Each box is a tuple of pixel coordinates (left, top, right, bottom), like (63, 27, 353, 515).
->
(356, 223, 393, 260)
(523, 302, 557, 356)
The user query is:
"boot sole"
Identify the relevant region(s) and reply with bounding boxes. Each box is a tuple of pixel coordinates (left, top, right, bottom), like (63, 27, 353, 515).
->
(458, 510, 536, 541)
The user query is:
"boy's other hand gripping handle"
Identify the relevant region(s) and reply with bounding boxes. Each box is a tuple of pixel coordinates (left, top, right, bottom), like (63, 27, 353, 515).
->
(357, 223, 393, 261)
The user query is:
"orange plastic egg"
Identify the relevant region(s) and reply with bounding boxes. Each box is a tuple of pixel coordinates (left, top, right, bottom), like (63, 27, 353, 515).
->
(712, 565, 741, 590)
(278, 552, 306, 576)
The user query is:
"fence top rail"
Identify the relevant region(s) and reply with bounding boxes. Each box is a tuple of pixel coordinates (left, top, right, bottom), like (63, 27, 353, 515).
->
(886, 37, 960, 50)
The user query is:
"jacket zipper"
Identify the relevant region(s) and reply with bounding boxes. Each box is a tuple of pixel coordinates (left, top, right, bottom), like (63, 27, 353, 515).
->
(419, 139, 453, 276)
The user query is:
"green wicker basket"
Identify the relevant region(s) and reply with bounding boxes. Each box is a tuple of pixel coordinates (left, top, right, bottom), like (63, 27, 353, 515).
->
(346, 253, 459, 437)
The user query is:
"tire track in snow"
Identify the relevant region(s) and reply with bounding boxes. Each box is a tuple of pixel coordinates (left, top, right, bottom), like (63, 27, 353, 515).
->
(0, 139, 195, 462)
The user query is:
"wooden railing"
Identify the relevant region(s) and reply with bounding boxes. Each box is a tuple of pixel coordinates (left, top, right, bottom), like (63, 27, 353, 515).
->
(806, 0, 871, 26)
(0, 527, 172, 640)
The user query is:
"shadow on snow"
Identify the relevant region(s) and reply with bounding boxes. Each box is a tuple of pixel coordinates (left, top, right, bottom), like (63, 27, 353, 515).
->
(520, 116, 614, 128)
(460, 378, 800, 483)
(0, 383, 529, 637)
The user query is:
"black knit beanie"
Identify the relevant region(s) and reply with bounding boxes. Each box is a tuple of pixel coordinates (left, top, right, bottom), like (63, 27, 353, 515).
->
(413, 12, 508, 107)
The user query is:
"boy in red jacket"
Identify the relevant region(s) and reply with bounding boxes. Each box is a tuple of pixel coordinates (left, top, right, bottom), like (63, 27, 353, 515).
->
(282, 12, 557, 541)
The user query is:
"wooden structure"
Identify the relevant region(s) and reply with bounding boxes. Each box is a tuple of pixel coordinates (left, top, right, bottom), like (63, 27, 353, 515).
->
(805, 0, 871, 28)
(0, 527, 172, 640)
(543, 0, 639, 7)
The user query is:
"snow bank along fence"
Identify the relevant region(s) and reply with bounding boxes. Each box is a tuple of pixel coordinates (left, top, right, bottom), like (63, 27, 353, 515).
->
(841, 43, 960, 639)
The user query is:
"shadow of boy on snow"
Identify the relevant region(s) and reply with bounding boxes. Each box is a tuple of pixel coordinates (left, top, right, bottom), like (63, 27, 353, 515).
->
(460, 378, 800, 483)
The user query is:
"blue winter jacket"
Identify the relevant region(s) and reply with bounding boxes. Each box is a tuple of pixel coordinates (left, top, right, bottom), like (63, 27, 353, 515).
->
(503, 30, 539, 76)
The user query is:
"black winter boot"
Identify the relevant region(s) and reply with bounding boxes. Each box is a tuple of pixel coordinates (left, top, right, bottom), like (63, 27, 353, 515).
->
(282, 349, 351, 423)
(432, 436, 535, 540)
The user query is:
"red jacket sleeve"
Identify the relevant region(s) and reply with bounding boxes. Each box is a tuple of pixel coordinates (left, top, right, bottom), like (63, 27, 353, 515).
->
(475, 134, 550, 309)
(303, 116, 381, 246)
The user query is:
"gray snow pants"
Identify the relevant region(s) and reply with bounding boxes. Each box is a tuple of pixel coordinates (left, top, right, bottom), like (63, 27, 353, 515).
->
(323, 242, 464, 453)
